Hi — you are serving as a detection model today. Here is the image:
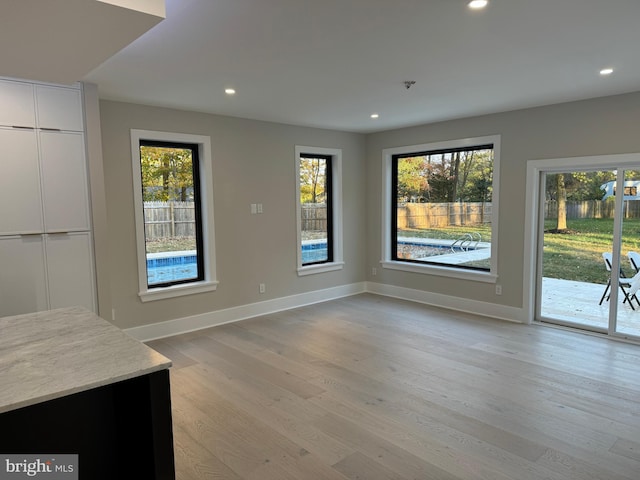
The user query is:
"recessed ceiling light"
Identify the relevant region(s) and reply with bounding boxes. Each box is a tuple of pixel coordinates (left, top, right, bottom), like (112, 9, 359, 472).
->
(599, 68, 614, 76)
(371, 113, 379, 119)
(468, 0, 488, 10)
(225, 88, 236, 95)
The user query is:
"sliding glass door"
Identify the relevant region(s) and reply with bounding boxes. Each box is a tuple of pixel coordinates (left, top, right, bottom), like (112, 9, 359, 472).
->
(535, 161, 640, 340)
(616, 169, 640, 337)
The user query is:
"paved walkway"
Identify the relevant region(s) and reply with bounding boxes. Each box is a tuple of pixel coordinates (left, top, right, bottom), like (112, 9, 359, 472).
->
(427, 247, 491, 264)
(540, 277, 640, 337)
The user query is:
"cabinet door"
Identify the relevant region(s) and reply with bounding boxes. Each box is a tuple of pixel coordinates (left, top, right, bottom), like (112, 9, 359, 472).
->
(45, 232, 96, 312)
(40, 131, 90, 232)
(0, 235, 48, 317)
(0, 128, 43, 234)
(0, 79, 36, 128)
(36, 85, 83, 132)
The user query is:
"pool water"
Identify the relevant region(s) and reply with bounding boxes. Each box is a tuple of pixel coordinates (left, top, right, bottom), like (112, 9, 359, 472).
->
(147, 253, 198, 285)
(146, 240, 468, 283)
(148, 263, 198, 285)
(146, 247, 325, 284)
(302, 241, 328, 263)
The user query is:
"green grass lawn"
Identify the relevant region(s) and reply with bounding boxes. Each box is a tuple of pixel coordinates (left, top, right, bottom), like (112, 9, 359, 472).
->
(542, 218, 640, 284)
(145, 237, 196, 253)
(400, 218, 640, 284)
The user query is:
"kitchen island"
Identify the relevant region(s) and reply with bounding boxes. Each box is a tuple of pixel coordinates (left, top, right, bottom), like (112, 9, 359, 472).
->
(0, 306, 175, 479)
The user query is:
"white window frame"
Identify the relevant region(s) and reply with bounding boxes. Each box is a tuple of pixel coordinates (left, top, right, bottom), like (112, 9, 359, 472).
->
(131, 129, 218, 301)
(295, 145, 344, 276)
(381, 135, 500, 283)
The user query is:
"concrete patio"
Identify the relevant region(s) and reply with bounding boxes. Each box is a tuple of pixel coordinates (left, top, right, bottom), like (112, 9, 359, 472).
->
(411, 246, 640, 339)
(540, 277, 640, 337)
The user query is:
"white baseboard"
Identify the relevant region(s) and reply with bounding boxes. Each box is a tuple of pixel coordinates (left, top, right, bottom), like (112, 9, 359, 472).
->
(125, 280, 527, 342)
(125, 282, 367, 341)
(365, 281, 527, 324)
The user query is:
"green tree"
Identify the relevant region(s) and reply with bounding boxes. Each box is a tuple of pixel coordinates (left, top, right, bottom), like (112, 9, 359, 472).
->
(397, 156, 430, 202)
(299, 157, 326, 204)
(458, 150, 493, 202)
(556, 173, 568, 231)
(396, 149, 493, 203)
(140, 146, 194, 201)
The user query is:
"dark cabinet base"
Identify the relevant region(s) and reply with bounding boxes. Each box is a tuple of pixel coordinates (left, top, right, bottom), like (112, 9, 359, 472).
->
(0, 370, 175, 480)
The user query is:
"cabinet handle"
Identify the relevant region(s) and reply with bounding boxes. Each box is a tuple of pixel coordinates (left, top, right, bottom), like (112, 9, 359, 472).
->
(40, 127, 62, 132)
(12, 125, 34, 130)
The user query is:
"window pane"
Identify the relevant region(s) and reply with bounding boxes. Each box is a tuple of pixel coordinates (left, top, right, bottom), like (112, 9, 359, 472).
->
(300, 155, 332, 265)
(393, 146, 493, 271)
(140, 143, 203, 287)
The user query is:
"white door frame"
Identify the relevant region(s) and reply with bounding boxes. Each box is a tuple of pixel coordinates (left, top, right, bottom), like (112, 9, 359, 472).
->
(523, 153, 640, 329)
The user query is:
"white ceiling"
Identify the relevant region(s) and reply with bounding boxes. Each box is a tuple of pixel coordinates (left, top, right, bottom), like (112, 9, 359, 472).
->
(0, 0, 164, 85)
(82, 0, 640, 133)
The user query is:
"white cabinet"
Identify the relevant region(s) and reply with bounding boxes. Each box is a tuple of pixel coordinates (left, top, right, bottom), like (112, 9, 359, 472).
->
(0, 80, 83, 131)
(36, 85, 84, 132)
(45, 233, 95, 311)
(0, 128, 43, 234)
(0, 78, 95, 317)
(0, 80, 35, 128)
(0, 234, 95, 317)
(0, 236, 48, 316)
(40, 131, 90, 232)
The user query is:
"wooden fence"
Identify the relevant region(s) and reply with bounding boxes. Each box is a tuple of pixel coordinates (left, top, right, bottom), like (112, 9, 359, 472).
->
(144, 201, 195, 239)
(398, 200, 640, 230)
(144, 202, 331, 238)
(143, 200, 639, 240)
(397, 202, 492, 229)
(301, 204, 327, 231)
(545, 200, 640, 219)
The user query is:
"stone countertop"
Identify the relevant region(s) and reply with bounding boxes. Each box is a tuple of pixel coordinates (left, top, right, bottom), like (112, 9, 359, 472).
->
(0, 306, 171, 414)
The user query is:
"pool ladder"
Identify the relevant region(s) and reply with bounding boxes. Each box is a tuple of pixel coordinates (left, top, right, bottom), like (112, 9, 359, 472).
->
(451, 232, 481, 253)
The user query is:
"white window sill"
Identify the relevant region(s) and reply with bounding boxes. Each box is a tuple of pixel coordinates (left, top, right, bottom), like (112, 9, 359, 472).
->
(139, 280, 219, 302)
(297, 261, 345, 276)
(381, 260, 497, 283)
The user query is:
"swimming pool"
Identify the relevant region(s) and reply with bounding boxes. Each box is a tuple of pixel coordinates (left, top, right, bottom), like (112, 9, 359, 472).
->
(301, 241, 328, 263)
(146, 245, 328, 284)
(146, 239, 480, 283)
(147, 251, 198, 285)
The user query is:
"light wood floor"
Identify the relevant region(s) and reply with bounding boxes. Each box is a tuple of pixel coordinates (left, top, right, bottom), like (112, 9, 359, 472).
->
(147, 293, 640, 480)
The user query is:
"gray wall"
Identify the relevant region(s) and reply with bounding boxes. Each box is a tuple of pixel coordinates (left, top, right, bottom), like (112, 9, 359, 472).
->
(99, 101, 366, 329)
(365, 91, 640, 308)
(98, 91, 640, 331)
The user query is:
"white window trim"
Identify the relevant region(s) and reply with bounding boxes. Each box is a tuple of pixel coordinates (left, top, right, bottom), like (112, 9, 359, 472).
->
(295, 145, 344, 276)
(381, 135, 500, 283)
(130, 129, 218, 301)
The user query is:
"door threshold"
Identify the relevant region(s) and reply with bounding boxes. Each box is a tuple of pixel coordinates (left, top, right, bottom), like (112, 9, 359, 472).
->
(534, 319, 640, 345)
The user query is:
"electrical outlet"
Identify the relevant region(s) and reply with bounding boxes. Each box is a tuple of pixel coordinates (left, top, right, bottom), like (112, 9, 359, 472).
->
(257, 203, 263, 214)
(495, 284, 502, 295)
(372, 267, 377, 276)
(259, 283, 266, 294)
(251, 203, 257, 214)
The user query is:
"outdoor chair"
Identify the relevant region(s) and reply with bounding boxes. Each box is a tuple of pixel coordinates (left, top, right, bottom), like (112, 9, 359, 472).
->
(599, 252, 640, 310)
(628, 251, 640, 272)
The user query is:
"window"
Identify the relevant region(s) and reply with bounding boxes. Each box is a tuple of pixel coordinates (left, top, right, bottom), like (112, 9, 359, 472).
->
(139, 141, 204, 287)
(295, 146, 343, 275)
(131, 130, 217, 301)
(382, 136, 500, 281)
(299, 154, 333, 265)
